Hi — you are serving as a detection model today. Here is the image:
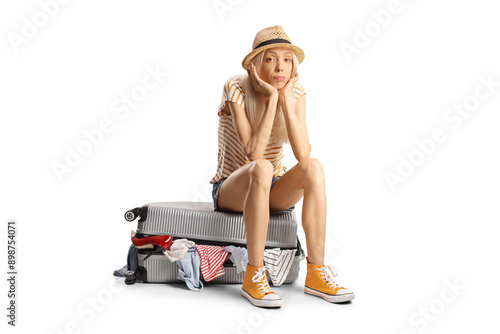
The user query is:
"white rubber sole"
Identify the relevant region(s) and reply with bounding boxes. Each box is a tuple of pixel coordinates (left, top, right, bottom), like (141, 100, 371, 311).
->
(304, 286, 355, 303)
(241, 289, 283, 308)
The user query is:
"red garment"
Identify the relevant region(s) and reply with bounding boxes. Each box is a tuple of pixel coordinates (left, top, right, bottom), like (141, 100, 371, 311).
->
(195, 245, 229, 282)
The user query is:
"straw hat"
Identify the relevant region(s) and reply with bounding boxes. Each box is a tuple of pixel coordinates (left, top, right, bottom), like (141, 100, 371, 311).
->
(241, 25, 305, 70)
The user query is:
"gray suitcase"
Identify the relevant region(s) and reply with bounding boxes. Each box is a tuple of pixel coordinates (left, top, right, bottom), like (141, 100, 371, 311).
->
(124, 202, 304, 284)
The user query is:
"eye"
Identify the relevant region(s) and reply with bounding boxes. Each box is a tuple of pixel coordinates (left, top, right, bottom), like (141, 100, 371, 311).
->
(267, 57, 274, 61)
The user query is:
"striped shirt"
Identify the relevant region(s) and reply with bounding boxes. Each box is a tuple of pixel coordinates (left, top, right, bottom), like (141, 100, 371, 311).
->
(210, 75, 306, 184)
(263, 248, 296, 286)
(195, 244, 229, 282)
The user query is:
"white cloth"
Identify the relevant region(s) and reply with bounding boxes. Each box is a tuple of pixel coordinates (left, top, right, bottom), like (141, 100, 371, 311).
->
(224, 246, 248, 273)
(263, 248, 295, 286)
(163, 239, 195, 262)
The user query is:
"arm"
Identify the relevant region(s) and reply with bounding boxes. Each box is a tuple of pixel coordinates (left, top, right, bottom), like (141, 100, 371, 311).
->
(279, 79, 311, 161)
(228, 95, 278, 161)
(228, 62, 279, 161)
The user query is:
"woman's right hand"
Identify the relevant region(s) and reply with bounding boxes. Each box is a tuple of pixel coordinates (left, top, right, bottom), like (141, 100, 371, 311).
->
(247, 62, 278, 97)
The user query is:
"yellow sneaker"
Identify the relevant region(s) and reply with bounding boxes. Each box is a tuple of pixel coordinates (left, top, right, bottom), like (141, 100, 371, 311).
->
(304, 258, 354, 303)
(241, 263, 283, 308)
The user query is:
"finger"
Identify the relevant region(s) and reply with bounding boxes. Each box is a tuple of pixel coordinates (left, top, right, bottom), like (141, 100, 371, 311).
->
(249, 65, 264, 90)
(249, 63, 257, 78)
(288, 73, 299, 87)
(286, 74, 298, 86)
(247, 66, 256, 85)
(250, 63, 261, 82)
(247, 67, 252, 81)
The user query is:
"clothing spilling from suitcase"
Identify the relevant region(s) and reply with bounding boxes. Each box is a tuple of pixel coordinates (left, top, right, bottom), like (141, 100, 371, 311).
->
(114, 202, 305, 289)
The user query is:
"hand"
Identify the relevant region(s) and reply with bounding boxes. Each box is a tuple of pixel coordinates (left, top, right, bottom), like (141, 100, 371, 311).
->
(278, 72, 299, 99)
(278, 72, 299, 109)
(247, 62, 278, 97)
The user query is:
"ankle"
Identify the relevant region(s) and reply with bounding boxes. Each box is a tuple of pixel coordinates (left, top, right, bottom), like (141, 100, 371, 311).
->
(247, 261, 264, 268)
(306, 256, 324, 266)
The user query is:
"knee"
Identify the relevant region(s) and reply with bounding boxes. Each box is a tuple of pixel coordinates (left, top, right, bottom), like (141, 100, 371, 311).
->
(249, 159, 273, 185)
(300, 158, 325, 183)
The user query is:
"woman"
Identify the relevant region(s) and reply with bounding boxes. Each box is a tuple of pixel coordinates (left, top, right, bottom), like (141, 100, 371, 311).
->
(210, 25, 354, 308)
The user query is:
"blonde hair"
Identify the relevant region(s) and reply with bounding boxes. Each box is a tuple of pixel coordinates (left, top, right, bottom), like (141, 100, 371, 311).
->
(236, 49, 300, 145)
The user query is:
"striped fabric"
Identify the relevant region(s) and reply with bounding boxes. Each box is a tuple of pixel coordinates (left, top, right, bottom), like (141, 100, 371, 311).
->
(195, 245, 229, 282)
(263, 248, 296, 286)
(210, 75, 306, 184)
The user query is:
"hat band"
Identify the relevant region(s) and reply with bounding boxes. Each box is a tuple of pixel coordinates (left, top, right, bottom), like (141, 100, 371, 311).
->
(254, 38, 291, 50)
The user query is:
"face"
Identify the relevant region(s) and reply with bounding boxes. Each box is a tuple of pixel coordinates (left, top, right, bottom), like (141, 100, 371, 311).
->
(259, 47, 294, 90)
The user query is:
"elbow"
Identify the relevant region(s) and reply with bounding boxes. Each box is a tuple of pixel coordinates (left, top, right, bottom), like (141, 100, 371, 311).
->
(296, 144, 311, 162)
(245, 144, 263, 161)
(297, 153, 311, 162)
(245, 148, 259, 161)
(247, 152, 263, 161)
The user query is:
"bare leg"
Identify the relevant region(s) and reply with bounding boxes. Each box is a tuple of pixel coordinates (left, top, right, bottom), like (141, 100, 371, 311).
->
(218, 159, 273, 267)
(269, 158, 326, 265)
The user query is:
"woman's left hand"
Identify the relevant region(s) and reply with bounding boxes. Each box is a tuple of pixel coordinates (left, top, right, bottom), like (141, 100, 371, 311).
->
(278, 72, 299, 105)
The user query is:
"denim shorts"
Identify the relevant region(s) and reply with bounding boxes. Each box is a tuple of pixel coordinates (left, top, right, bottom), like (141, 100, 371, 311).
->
(212, 175, 294, 212)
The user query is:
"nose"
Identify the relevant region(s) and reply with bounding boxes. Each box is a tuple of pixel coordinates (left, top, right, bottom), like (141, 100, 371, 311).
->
(275, 60, 284, 72)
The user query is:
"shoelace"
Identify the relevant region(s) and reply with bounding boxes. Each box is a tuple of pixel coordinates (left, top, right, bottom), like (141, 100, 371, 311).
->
(252, 267, 273, 296)
(317, 265, 339, 290)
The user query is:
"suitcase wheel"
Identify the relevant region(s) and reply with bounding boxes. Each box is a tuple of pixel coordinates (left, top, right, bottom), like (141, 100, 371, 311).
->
(124, 270, 136, 285)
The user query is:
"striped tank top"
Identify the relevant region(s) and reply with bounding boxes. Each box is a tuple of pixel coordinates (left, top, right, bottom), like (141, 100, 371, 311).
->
(210, 75, 306, 184)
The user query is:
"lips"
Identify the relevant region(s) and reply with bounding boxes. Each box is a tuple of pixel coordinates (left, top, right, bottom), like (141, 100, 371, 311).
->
(273, 76, 286, 81)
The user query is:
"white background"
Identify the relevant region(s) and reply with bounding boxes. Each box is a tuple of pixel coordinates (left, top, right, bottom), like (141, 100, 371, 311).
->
(1, 0, 499, 333)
